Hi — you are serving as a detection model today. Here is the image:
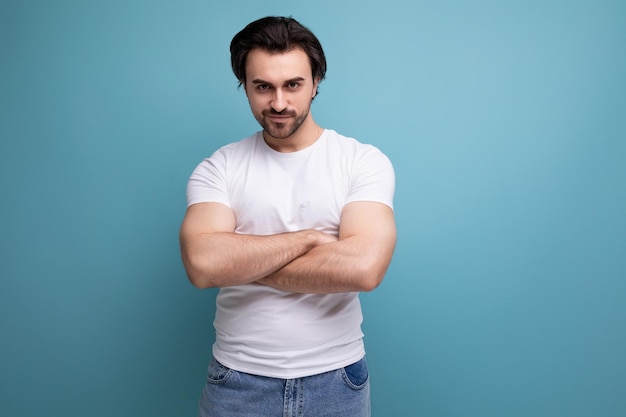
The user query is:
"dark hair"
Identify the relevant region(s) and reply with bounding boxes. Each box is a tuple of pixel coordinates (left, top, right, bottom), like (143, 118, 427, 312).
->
(230, 16, 327, 88)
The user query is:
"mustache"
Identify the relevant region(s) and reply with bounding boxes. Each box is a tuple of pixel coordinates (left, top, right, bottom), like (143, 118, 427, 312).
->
(263, 109, 296, 117)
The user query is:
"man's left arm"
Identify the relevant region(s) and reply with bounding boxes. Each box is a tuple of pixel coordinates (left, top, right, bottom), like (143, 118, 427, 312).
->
(257, 201, 396, 294)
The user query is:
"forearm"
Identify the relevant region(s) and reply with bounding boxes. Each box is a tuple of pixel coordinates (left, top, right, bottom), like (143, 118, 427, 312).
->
(181, 229, 328, 288)
(258, 235, 395, 294)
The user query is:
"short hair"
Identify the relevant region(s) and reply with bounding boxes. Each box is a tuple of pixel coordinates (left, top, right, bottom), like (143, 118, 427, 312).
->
(230, 16, 327, 88)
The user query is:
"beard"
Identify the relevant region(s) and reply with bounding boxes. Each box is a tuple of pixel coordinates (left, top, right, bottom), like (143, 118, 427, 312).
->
(255, 106, 310, 140)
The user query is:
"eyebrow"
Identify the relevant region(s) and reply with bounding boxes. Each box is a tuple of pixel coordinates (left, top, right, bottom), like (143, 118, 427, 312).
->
(251, 77, 306, 86)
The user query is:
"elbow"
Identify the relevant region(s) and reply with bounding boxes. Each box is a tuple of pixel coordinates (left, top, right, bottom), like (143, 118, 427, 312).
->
(186, 271, 214, 289)
(184, 267, 213, 289)
(356, 264, 387, 292)
(359, 273, 384, 292)
(358, 243, 395, 292)
(356, 253, 393, 292)
(181, 253, 219, 289)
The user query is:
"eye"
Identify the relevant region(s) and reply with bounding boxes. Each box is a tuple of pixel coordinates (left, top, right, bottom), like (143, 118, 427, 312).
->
(287, 81, 300, 89)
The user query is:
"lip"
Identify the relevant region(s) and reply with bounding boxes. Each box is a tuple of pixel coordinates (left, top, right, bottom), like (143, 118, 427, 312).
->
(267, 115, 292, 122)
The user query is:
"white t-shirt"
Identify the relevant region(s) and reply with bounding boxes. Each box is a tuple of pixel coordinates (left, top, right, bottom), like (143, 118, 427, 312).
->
(187, 129, 395, 378)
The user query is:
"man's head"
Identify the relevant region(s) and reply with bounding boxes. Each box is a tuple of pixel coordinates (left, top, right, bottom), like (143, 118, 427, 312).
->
(230, 17, 327, 147)
(230, 16, 327, 89)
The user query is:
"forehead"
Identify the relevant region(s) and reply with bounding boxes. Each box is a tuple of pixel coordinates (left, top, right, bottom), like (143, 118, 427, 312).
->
(245, 47, 312, 82)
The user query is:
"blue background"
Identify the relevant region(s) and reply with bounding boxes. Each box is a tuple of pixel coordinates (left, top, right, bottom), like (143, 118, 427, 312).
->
(1, 1, 624, 416)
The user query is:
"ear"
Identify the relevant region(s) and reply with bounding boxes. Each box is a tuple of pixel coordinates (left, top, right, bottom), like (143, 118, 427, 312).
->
(312, 77, 320, 98)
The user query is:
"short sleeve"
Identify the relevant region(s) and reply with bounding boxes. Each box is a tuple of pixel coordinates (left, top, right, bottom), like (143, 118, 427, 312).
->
(186, 149, 231, 208)
(346, 146, 395, 210)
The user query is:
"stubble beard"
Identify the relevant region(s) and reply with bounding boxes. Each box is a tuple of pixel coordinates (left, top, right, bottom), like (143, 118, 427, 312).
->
(257, 107, 310, 140)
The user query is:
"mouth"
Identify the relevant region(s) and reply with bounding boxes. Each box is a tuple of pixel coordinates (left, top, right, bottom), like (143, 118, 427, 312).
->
(268, 116, 291, 124)
(264, 110, 295, 122)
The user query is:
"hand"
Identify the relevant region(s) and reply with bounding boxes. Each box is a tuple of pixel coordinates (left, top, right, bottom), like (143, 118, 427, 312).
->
(254, 230, 337, 288)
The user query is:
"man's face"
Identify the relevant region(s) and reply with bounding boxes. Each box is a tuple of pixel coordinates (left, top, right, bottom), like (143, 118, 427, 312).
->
(244, 47, 318, 141)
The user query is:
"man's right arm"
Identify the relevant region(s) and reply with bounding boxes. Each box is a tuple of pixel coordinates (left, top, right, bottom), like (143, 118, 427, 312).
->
(179, 202, 336, 288)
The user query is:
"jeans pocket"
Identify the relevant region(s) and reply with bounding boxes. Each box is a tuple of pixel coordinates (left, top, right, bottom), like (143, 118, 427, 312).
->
(206, 358, 234, 385)
(341, 357, 369, 389)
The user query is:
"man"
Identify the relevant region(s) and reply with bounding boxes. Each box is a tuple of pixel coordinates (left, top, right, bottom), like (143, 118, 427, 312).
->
(180, 16, 396, 417)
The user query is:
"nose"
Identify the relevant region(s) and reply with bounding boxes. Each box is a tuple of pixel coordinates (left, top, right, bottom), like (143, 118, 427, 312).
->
(270, 89, 287, 112)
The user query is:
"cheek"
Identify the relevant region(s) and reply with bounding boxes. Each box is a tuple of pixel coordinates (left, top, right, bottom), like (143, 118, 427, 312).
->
(298, 95, 314, 108)
(247, 96, 266, 111)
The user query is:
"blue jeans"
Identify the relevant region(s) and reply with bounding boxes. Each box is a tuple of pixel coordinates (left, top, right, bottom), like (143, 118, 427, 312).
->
(197, 357, 370, 417)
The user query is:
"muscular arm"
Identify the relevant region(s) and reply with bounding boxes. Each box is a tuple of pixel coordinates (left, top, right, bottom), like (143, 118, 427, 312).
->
(179, 202, 335, 288)
(257, 201, 397, 294)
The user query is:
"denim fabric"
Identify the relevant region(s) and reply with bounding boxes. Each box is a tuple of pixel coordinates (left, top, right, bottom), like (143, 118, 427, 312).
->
(197, 357, 370, 417)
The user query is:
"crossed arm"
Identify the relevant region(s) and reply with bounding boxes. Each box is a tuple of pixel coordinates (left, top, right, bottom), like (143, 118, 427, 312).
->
(179, 201, 396, 293)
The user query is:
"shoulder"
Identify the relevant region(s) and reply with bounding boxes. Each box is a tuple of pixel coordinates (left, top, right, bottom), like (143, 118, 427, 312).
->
(194, 132, 261, 169)
(324, 129, 386, 154)
(323, 129, 393, 166)
(190, 132, 260, 179)
(212, 132, 261, 158)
